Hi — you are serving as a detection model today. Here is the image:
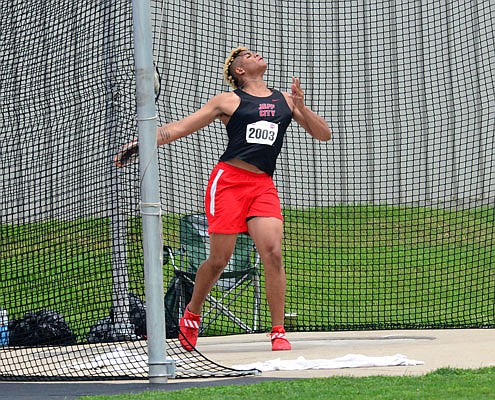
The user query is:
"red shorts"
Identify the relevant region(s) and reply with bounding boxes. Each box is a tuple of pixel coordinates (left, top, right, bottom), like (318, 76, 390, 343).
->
(205, 162, 283, 234)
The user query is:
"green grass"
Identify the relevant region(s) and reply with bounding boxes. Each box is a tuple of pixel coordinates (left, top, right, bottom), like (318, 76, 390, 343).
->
(282, 205, 495, 330)
(0, 214, 181, 339)
(1, 205, 494, 340)
(79, 368, 495, 400)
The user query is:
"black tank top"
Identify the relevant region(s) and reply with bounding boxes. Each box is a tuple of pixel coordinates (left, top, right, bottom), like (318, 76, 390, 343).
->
(219, 89, 292, 176)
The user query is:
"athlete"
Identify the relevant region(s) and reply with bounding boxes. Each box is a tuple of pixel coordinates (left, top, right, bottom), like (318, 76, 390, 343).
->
(115, 46, 331, 351)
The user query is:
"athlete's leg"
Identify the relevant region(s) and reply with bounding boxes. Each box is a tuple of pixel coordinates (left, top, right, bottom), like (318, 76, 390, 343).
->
(248, 216, 291, 350)
(179, 233, 238, 350)
(247, 217, 285, 326)
(187, 233, 238, 315)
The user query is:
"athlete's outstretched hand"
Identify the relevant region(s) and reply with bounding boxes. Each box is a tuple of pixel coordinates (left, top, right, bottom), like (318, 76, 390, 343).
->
(291, 77, 305, 111)
(114, 139, 139, 168)
(288, 76, 331, 142)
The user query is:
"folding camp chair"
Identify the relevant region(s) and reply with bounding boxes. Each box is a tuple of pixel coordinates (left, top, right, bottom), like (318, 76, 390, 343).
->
(164, 213, 261, 334)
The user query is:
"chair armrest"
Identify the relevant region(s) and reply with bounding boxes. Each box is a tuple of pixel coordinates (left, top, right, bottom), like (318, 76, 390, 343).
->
(163, 245, 175, 266)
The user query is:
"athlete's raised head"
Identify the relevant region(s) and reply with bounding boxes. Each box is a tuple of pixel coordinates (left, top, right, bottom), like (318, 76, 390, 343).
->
(223, 46, 267, 89)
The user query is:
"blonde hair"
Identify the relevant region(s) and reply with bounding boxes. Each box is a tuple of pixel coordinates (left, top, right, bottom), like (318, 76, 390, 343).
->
(223, 46, 248, 89)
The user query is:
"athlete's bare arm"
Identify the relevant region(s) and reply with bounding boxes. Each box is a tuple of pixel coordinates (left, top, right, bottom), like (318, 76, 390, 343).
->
(156, 92, 240, 145)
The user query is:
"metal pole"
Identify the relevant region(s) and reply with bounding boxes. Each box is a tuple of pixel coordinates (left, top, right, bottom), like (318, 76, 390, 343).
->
(105, 0, 133, 342)
(132, 0, 175, 382)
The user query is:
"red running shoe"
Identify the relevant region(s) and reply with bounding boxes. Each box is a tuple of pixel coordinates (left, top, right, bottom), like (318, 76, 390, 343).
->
(270, 325, 292, 351)
(179, 306, 201, 351)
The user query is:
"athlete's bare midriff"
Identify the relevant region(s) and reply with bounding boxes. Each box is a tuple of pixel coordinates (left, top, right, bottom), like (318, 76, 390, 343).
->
(224, 158, 265, 174)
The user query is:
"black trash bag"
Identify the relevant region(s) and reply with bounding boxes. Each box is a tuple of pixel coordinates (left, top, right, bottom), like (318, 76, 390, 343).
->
(109, 285, 193, 340)
(87, 285, 193, 342)
(87, 316, 115, 343)
(87, 293, 147, 343)
(128, 293, 146, 337)
(109, 292, 147, 339)
(9, 310, 76, 346)
(164, 277, 193, 339)
(115, 288, 193, 339)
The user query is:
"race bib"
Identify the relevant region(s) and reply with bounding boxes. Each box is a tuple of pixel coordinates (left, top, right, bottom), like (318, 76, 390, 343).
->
(245, 120, 279, 146)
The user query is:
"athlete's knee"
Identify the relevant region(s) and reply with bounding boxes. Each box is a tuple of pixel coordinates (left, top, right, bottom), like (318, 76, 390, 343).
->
(205, 253, 231, 272)
(261, 245, 283, 269)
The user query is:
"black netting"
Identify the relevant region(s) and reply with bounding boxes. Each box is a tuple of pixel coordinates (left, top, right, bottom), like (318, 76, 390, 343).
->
(1, 0, 494, 380)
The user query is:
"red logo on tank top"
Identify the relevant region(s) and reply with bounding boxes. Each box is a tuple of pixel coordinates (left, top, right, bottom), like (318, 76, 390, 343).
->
(259, 103, 275, 117)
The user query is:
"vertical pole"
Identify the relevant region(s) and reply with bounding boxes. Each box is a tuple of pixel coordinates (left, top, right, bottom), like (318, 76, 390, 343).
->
(132, 0, 175, 382)
(105, 0, 133, 341)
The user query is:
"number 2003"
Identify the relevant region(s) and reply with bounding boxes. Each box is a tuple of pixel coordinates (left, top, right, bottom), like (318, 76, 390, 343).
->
(247, 127, 275, 141)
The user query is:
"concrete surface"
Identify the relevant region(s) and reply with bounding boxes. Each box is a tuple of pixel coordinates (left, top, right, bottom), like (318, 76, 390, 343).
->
(0, 329, 493, 399)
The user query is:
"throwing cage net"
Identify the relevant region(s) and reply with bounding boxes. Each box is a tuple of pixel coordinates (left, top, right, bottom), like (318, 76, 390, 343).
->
(1, 0, 494, 380)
